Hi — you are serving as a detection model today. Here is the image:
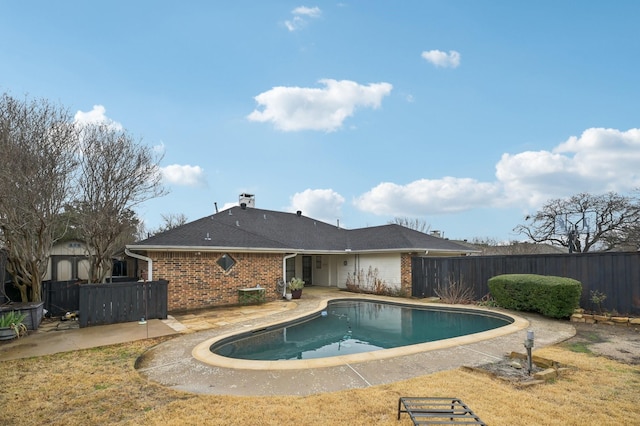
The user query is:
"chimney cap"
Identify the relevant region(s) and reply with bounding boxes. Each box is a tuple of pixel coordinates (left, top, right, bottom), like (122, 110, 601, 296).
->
(238, 193, 255, 208)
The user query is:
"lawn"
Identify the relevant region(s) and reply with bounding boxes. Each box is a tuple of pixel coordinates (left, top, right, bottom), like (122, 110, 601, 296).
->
(1, 335, 639, 425)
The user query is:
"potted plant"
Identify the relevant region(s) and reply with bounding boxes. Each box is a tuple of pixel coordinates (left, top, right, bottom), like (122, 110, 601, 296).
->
(0, 310, 28, 341)
(288, 277, 305, 299)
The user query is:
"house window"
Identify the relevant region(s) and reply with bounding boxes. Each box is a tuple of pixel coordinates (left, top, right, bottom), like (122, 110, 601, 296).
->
(112, 259, 127, 277)
(217, 254, 236, 272)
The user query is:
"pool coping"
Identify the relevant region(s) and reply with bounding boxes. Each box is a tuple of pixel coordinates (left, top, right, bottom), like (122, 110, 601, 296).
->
(138, 289, 576, 396)
(192, 297, 529, 370)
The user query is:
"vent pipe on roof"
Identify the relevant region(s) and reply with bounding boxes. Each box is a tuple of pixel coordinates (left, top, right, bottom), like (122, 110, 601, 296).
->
(240, 203, 247, 210)
(296, 210, 302, 217)
(214, 202, 218, 213)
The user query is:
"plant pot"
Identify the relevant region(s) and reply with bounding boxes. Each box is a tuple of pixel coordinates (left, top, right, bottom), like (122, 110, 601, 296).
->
(285, 293, 292, 301)
(0, 326, 17, 341)
(0, 301, 44, 330)
(291, 289, 302, 299)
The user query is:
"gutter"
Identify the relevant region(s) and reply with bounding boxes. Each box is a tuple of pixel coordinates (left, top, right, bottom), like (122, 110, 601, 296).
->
(126, 245, 478, 256)
(125, 248, 153, 281)
(282, 253, 297, 297)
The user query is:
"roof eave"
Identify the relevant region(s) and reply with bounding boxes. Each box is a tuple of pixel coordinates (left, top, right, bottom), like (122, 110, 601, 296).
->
(350, 248, 477, 255)
(126, 245, 293, 253)
(126, 245, 478, 255)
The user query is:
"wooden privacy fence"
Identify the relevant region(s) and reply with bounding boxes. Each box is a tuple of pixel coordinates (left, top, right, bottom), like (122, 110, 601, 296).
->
(43, 280, 81, 317)
(412, 252, 640, 316)
(79, 280, 168, 327)
(42, 280, 168, 327)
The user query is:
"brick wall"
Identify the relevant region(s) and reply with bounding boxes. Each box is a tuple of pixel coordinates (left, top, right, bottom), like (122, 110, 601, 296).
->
(146, 251, 283, 312)
(400, 252, 415, 296)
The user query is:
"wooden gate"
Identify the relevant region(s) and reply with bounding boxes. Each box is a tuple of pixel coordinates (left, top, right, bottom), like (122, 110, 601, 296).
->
(79, 280, 168, 327)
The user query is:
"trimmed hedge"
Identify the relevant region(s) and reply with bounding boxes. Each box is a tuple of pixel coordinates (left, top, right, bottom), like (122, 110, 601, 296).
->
(488, 274, 582, 319)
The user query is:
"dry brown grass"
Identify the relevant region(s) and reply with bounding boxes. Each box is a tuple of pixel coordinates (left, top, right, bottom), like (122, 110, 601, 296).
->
(1, 337, 639, 426)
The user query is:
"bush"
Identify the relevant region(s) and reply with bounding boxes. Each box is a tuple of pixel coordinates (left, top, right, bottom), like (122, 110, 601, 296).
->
(435, 274, 475, 304)
(488, 274, 582, 319)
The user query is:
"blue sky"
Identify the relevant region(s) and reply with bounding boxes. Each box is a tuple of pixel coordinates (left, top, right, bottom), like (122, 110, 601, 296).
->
(2, 1, 639, 242)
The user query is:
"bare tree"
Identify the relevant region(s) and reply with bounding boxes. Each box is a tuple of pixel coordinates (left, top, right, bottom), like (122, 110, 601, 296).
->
(514, 191, 640, 253)
(470, 237, 500, 247)
(151, 213, 188, 235)
(0, 94, 78, 302)
(74, 123, 165, 283)
(390, 217, 431, 233)
(469, 237, 565, 255)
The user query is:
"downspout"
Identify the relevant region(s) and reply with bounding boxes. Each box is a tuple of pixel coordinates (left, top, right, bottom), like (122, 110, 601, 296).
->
(125, 249, 153, 281)
(282, 253, 297, 297)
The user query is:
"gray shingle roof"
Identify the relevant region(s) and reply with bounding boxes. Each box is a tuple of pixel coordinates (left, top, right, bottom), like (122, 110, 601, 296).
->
(129, 206, 475, 254)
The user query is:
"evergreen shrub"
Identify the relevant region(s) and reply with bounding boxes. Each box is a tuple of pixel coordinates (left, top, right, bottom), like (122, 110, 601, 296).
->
(488, 274, 582, 318)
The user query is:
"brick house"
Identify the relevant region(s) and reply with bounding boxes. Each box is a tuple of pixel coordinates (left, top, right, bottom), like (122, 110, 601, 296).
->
(126, 195, 476, 312)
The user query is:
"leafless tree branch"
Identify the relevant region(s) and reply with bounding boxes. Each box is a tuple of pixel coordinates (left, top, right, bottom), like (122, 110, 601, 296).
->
(513, 191, 640, 252)
(73, 123, 166, 283)
(0, 94, 79, 301)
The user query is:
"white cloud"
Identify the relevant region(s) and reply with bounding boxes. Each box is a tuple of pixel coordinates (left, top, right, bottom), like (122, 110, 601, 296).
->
(355, 177, 500, 216)
(220, 202, 238, 211)
(74, 105, 123, 130)
(355, 127, 640, 217)
(247, 79, 393, 132)
(496, 127, 640, 206)
(153, 142, 166, 155)
(288, 188, 345, 224)
(284, 17, 303, 31)
(161, 164, 207, 187)
(284, 6, 321, 31)
(293, 6, 321, 17)
(421, 50, 461, 68)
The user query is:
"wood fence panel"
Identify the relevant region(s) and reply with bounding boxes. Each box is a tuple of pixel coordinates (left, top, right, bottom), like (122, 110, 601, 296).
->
(412, 252, 640, 315)
(79, 280, 168, 327)
(42, 280, 81, 316)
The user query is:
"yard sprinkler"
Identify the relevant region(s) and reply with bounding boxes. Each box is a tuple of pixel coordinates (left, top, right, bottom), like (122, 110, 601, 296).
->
(524, 330, 534, 374)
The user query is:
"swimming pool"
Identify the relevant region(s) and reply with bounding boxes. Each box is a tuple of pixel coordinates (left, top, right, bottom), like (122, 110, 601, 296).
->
(192, 298, 526, 370)
(211, 300, 512, 361)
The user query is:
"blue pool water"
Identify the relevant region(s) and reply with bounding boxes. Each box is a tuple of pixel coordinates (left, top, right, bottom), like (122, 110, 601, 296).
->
(211, 299, 512, 361)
